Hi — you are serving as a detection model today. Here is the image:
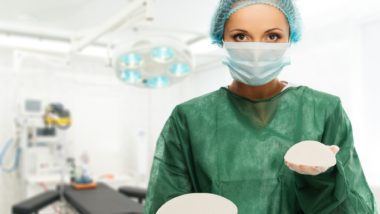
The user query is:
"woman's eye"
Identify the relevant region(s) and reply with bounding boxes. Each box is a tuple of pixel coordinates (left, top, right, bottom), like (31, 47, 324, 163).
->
(233, 33, 247, 41)
(267, 33, 281, 41)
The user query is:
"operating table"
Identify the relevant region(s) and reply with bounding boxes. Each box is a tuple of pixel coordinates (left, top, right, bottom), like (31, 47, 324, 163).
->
(12, 183, 147, 214)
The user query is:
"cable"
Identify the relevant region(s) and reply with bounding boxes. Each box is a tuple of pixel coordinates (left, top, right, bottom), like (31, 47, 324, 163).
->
(0, 138, 21, 173)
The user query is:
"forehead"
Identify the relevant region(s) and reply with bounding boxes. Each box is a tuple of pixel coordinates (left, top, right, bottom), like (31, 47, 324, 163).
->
(226, 4, 289, 29)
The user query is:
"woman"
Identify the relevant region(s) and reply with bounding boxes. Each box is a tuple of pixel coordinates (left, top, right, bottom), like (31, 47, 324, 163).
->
(144, 0, 378, 213)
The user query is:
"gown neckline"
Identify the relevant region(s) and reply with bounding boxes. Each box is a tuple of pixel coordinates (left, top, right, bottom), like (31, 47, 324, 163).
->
(221, 81, 298, 104)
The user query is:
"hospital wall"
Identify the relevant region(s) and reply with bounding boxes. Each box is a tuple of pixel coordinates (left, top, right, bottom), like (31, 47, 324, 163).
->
(1, 19, 380, 213)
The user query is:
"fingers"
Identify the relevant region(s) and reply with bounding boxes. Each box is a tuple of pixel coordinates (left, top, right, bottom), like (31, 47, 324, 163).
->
(284, 161, 328, 176)
(329, 145, 340, 155)
(306, 165, 327, 175)
(285, 162, 306, 174)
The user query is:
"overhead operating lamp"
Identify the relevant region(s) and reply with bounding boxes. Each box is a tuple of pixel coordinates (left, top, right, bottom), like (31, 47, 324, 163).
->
(113, 37, 193, 88)
(67, 0, 197, 88)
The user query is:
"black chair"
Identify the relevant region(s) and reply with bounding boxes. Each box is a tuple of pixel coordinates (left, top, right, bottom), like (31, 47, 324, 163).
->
(12, 190, 60, 214)
(118, 186, 147, 204)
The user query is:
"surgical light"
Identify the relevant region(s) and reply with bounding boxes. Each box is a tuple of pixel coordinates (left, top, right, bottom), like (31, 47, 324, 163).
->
(151, 47, 175, 63)
(143, 76, 170, 88)
(121, 70, 142, 83)
(169, 63, 191, 76)
(120, 53, 143, 68)
(114, 37, 193, 88)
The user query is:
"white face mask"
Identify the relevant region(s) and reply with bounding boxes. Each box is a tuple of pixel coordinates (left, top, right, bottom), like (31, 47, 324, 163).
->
(223, 42, 291, 86)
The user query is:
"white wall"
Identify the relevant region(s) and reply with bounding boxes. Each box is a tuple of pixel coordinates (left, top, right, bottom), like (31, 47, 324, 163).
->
(361, 19, 380, 184)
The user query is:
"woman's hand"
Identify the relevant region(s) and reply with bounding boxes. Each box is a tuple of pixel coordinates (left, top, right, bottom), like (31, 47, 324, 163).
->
(284, 145, 340, 176)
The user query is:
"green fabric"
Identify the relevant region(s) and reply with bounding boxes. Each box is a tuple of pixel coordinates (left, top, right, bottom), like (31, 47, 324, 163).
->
(144, 86, 377, 214)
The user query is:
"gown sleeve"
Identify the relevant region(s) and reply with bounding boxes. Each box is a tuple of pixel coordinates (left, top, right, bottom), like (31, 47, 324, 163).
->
(144, 107, 193, 214)
(294, 98, 378, 214)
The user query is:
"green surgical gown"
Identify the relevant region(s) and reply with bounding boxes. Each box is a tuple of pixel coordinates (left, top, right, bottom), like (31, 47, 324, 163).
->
(144, 86, 378, 214)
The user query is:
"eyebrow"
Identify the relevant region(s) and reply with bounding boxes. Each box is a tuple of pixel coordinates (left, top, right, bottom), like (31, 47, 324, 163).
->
(229, 28, 284, 33)
(265, 28, 284, 33)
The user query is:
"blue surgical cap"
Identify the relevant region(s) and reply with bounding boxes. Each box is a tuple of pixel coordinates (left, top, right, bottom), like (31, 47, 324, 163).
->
(210, 0, 302, 47)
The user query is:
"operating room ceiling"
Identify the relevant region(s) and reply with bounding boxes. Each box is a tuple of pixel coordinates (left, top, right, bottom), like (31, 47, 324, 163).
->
(0, 0, 219, 45)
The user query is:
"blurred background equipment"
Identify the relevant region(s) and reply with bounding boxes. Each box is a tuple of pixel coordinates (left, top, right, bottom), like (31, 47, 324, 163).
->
(13, 99, 71, 200)
(0, 138, 21, 173)
(43, 103, 71, 129)
(8, 99, 77, 213)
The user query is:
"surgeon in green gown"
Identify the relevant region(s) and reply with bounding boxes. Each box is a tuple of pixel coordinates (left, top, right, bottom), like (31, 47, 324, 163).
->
(144, 0, 378, 213)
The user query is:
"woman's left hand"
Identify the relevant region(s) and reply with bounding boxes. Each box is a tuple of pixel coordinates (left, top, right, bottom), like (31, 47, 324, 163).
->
(284, 145, 340, 176)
